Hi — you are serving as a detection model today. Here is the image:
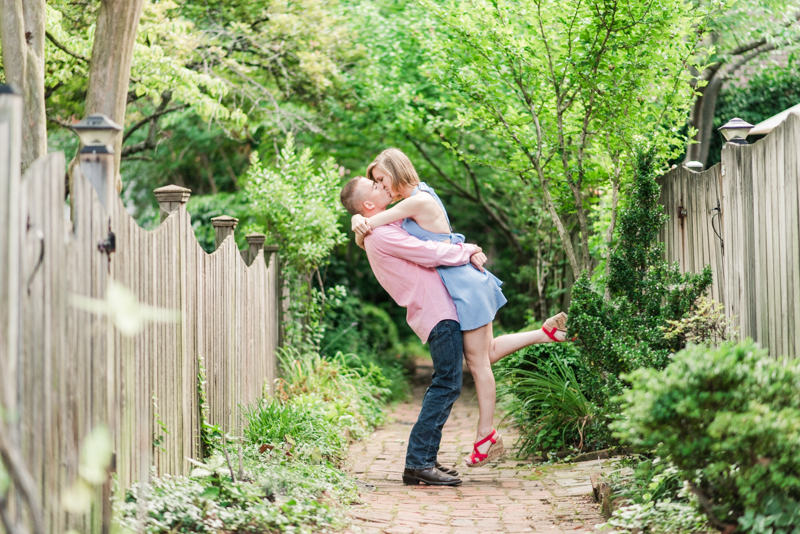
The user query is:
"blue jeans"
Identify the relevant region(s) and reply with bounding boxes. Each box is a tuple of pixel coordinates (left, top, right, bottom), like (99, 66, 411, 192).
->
(405, 320, 463, 469)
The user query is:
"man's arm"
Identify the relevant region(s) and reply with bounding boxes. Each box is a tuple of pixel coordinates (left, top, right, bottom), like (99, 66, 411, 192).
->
(367, 225, 478, 269)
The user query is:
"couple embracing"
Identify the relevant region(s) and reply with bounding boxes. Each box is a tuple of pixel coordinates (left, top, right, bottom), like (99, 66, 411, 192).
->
(339, 148, 568, 486)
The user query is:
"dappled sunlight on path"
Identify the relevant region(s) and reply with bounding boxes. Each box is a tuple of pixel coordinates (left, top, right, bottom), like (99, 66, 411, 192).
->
(345, 363, 609, 534)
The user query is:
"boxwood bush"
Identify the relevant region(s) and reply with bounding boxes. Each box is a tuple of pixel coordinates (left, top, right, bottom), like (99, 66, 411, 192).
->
(614, 340, 800, 533)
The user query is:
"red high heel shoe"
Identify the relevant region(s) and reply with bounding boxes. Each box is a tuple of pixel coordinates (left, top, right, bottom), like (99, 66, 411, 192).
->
(465, 429, 504, 467)
(543, 312, 571, 342)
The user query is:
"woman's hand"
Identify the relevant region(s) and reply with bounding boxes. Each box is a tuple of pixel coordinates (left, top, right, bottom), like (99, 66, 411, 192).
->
(351, 214, 372, 236)
(470, 251, 487, 272)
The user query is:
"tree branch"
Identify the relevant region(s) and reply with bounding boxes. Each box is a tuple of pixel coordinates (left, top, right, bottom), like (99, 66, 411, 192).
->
(122, 103, 187, 143)
(728, 10, 800, 57)
(47, 115, 73, 129)
(45, 31, 89, 62)
(405, 134, 525, 258)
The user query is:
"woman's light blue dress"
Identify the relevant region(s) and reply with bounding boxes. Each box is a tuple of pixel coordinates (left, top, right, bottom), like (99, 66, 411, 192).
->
(401, 182, 507, 331)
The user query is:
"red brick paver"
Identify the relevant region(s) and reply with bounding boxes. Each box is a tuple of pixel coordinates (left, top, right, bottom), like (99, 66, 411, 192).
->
(345, 376, 609, 534)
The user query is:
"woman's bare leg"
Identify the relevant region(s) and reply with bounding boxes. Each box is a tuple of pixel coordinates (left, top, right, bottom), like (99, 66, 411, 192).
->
(463, 320, 567, 460)
(462, 324, 496, 450)
(487, 327, 566, 365)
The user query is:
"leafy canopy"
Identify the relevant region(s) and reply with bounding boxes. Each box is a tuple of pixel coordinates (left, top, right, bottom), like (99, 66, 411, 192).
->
(419, 0, 711, 274)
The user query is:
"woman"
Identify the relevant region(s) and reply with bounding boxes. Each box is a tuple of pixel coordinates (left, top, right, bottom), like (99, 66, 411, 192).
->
(352, 148, 568, 467)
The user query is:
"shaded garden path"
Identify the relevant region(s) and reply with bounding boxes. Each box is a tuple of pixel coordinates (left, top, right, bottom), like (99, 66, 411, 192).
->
(345, 361, 609, 534)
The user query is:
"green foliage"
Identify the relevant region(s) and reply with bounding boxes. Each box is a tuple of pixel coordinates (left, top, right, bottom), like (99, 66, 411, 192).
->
(597, 456, 712, 534)
(614, 340, 800, 533)
(245, 135, 346, 278)
(495, 343, 612, 455)
(115, 472, 346, 534)
(708, 53, 800, 166)
(244, 135, 346, 351)
(419, 0, 708, 274)
(186, 191, 252, 253)
(662, 295, 737, 346)
(601, 499, 711, 534)
(320, 293, 412, 402)
(274, 349, 390, 435)
(117, 331, 393, 533)
(197, 355, 225, 457)
(569, 146, 713, 403)
(242, 398, 348, 465)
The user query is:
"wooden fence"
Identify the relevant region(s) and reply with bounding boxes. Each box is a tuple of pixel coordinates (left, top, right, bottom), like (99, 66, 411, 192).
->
(658, 111, 800, 359)
(0, 91, 281, 534)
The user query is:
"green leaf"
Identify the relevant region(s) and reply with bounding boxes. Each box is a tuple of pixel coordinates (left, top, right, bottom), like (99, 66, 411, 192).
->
(200, 486, 220, 500)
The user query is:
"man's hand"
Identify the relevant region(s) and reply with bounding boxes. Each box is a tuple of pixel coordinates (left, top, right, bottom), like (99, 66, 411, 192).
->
(470, 250, 487, 272)
(351, 214, 372, 236)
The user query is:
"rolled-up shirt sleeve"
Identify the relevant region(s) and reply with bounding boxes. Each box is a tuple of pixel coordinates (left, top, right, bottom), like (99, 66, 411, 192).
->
(366, 224, 475, 268)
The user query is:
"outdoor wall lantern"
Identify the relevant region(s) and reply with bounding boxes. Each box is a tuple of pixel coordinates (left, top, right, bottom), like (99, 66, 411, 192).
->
(685, 161, 704, 171)
(718, 117, 754, 145)
(71, 114, 122, 154)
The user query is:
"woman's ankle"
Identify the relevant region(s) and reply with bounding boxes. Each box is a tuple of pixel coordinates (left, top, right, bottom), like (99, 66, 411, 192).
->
(476, 427, 494, 441)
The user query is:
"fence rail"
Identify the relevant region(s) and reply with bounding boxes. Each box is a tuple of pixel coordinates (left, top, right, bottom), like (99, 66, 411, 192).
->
(0, 91, 280, 534)
(658, 112, 800, 359)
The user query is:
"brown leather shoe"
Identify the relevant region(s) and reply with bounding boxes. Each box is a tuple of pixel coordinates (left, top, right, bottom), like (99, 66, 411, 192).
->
(403, 467, 462, 486)
(435, 461, 459, 477)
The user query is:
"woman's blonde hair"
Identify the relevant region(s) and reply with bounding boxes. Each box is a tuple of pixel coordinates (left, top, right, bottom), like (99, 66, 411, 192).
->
(367, 148, 420, 193)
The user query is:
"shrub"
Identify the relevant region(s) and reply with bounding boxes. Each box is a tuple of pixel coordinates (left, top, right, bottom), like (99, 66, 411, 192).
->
(242, 398, 348, 464)
(614, 340, 800, 533)
(661, 295, 737, 346)
(495, 343, 612, 454)
(569, 146, 712, 406)
(321, 293, 412, 402)
(274, 349, 389, 434)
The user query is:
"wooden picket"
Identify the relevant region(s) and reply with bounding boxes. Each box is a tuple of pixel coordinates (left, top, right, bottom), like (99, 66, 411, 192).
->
(0, 92, 280, 534)
(658, 112, 800, 359)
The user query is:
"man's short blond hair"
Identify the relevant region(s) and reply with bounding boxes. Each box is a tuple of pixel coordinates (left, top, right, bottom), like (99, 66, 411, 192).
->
(340, 176, 368, 215)
(367, 148, 420, 193)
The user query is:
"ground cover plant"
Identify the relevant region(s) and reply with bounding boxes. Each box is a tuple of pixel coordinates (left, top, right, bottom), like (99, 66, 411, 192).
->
(597, 456, 713, 534)
(495, 343, 611, 456)
(115, 348, 392, 533)
(612, 340, 800, 534)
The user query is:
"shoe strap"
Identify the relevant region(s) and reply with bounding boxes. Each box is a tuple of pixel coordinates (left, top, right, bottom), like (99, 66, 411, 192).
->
(474, 429, 497, 449)
(542, 325, 561, 342)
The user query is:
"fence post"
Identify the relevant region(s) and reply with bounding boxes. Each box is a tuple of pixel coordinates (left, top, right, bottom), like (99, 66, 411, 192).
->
(244, 233, 266, 266)
(0, 85, 22, 415)
(211, 216, 238, 249)
(153, 185, 191, 222)
(73, 115, 122, 211)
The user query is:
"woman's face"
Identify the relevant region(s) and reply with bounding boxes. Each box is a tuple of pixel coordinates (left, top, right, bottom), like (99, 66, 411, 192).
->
(371, 166, 397, 197)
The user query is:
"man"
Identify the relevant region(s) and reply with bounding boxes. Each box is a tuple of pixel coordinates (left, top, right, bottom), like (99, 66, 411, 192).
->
(340, 176, 486, 486)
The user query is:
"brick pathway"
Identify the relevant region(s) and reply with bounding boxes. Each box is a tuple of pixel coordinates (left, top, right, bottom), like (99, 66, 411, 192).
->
(345, 365, 609, 534)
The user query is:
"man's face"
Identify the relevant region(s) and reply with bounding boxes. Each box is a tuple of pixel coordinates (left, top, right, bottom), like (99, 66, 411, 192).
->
(359, 177, 393, 211)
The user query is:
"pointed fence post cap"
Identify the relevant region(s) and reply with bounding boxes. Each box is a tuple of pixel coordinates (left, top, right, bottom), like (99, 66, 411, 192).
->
(154, 184, 191, 203)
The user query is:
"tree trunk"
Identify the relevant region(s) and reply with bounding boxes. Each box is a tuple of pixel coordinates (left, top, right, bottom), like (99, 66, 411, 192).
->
(685, 72, 724, 167)
(604, 164, 621, 300)
(0, 0, 47, 173)
(84, 0, 145, 180)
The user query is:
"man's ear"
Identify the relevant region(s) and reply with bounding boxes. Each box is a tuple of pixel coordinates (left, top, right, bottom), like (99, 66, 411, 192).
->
(363, 200, 375, 211)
